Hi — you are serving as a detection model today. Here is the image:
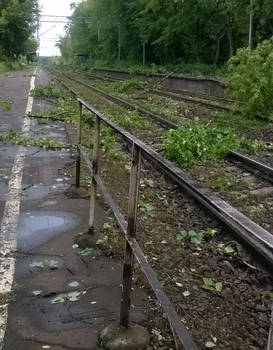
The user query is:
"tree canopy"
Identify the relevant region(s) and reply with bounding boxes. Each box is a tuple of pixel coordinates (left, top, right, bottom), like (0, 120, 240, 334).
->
(0, 0, 38, 59)
(58, 0, 273, 66)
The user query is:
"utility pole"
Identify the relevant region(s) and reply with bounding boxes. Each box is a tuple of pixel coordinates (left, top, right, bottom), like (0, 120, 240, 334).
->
(248, 0, 254, 51)
(97, 22, 101, 42)
(142, 41, 146, 66)
(118, 24, 121, 64)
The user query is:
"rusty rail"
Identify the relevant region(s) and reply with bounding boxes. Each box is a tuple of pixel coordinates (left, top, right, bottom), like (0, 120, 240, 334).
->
(76, 97, 198, 350)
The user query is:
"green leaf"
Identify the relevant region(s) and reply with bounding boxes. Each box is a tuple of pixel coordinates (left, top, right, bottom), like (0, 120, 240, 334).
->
(78, 248, 93, 256)
(215, 282, 223, 292)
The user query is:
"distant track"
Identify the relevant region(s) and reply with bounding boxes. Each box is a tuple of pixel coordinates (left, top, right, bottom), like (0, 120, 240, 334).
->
(76, 70, 238, 112)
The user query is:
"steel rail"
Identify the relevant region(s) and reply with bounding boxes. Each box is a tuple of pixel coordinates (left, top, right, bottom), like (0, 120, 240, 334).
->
(151, 89, 237, 111)
(49, 69, 273, 264)
(69, 70, 235, 112)
(78, 97, 273, 266)
(228, 150, 273, 184)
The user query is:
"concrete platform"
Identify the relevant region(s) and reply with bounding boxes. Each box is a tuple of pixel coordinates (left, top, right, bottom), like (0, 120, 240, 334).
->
(0, 68, 147, 350)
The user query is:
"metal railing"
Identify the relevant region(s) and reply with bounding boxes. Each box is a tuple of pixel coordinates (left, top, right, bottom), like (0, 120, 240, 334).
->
(75, 97, 197, 350)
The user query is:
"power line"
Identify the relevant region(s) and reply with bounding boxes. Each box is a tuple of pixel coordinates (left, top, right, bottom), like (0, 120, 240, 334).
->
(39, 15, 92, 24)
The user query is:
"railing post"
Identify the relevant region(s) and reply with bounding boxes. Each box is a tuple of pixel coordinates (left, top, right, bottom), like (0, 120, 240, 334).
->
(76, 101, 83, 188)
(120, 143, 141, 328)
(88, 115, 101, 233)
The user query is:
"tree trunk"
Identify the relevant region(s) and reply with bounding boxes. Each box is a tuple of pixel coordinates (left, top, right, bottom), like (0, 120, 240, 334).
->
(227, 26, 234, 57)
(215, 34, 224, 64)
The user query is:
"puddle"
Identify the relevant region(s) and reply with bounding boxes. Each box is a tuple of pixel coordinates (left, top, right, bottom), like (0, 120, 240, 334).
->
(28, 149, 71, 159)
(23, 182, 71, 200)
(40, 200, 58, 208)
(22, 184, 52, 200)
(17, 211, 80, 251)
(48, 131, 65, 139)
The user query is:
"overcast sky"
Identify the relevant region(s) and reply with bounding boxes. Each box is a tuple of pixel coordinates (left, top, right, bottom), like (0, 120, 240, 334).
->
(38, 0, 81, 56)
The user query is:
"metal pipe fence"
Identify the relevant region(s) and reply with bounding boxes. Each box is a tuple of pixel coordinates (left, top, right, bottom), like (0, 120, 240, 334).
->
(75, 97, 197, 350)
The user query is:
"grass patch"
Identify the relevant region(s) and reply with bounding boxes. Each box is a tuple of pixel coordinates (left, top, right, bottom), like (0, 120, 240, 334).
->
(0, 100, 13, 111)
(31, 83, 61, 98)
(0, 59, 23, 73)
(0, 292, 13, 305)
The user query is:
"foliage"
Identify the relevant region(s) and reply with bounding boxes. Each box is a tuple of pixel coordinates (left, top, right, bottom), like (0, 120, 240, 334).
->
(0, 100, 12, 111)
(0, 0, 38, 58)
(31, 83, 61, 98)
(164, 124, 240, 167)
(113, 79, 146, 93)
(211, 172, 236, 191)
(176, 230, 204, 245)
(218, 243, 235, 255)
(176, 228, 216, 245)
(58, 0, 273, 68)
(227, 37, 273, 119)
(138, 200, 155, 217)
(0, 292, 13, 305)
(100, 127, 116, 152)
(0, 58, 23, 72)
(0, 130, 62, 149)
(202, 278, 222, 293)
(110, 151, 124, 160)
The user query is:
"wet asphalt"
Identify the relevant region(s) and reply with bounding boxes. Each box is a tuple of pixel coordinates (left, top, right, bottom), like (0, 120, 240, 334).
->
(0, 68, 147, 350)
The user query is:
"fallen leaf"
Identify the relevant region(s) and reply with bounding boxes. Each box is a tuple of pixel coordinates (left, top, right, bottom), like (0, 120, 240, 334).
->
(205, 341, 216, 348)
(68, 281, 79, 288)
(51, 296, 66, 304)
(32, 290, 42, 296)
(78, 248, 93, 256)
(68, 291, 82, 302)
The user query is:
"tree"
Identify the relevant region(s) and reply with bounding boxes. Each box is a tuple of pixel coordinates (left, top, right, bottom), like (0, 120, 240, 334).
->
(59, 0, 273, 67)
(0, 0, 38, 59)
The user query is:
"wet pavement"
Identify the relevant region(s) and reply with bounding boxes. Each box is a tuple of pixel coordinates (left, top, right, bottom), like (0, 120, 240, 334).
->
(0, 68, 147, 349)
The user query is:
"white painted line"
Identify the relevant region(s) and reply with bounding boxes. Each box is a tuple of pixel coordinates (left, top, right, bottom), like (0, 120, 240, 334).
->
(0, 68, 37, 348)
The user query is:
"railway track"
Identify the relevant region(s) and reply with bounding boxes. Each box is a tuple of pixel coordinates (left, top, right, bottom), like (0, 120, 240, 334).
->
(49, 68, 273, 268)
(73, 70, 237, 112)
(53, 69, 273, 183)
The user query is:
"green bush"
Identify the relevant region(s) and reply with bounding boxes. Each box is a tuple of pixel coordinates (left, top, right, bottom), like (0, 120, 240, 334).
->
(227, 38, 273, 120)
(113, 79, 145, 93)
(164, 124, 240, 167)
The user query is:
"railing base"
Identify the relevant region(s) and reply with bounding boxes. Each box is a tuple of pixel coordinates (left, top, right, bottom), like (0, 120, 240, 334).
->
(100, 323, 150, 350)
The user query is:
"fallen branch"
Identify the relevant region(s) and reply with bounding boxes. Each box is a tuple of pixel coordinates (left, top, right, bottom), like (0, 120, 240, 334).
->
(27, 113, 66, 122)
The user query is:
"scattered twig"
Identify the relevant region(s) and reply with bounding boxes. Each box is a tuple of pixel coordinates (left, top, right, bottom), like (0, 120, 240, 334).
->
(242, 260, 259, 270)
